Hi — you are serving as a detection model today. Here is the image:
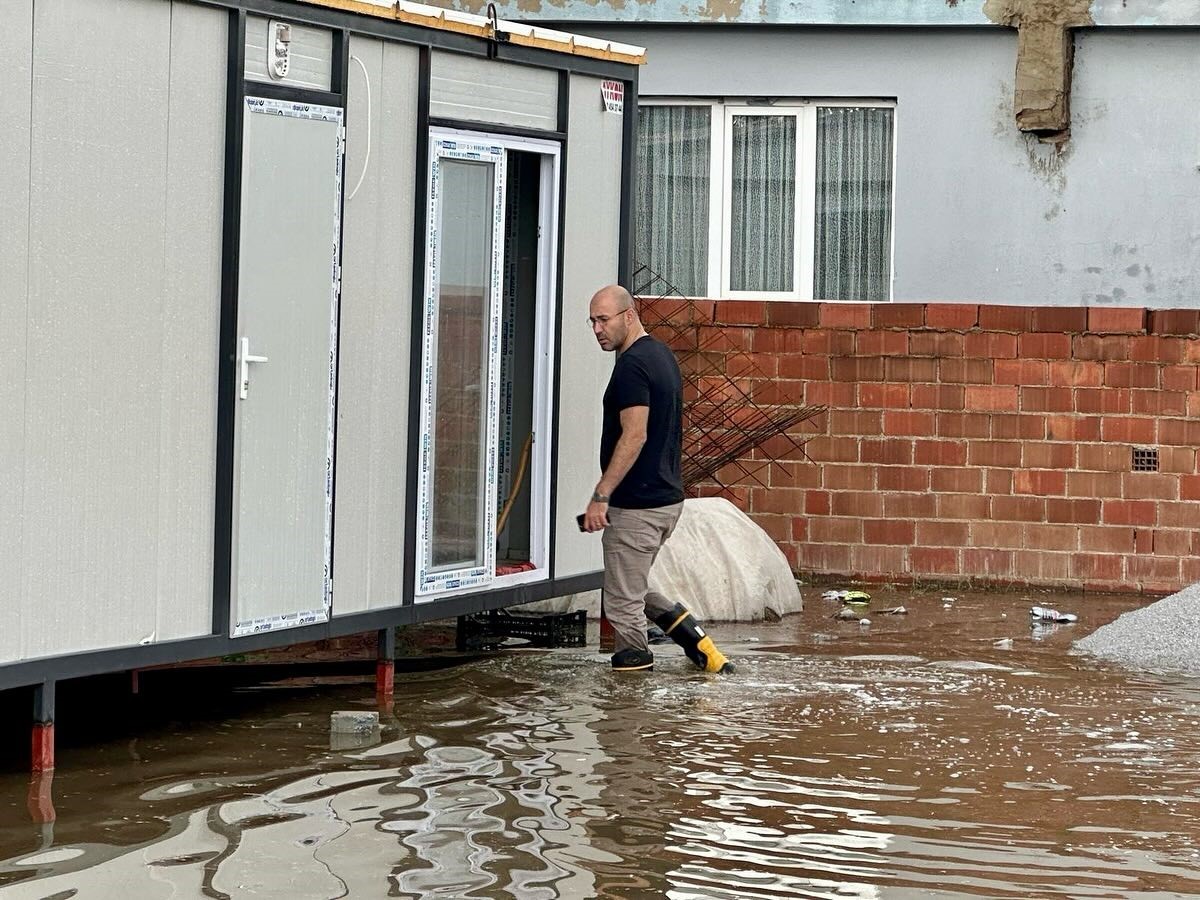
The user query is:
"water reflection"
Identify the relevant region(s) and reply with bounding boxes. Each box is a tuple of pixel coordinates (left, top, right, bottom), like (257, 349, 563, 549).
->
(2, 592, 1200, 898)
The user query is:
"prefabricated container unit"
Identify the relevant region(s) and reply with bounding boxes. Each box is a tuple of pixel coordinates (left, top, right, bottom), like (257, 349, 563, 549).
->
(1, 0, 643, 692)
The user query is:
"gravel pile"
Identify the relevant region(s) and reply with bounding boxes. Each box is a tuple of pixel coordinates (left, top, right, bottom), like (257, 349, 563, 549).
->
(1075, 582, 1200, 676)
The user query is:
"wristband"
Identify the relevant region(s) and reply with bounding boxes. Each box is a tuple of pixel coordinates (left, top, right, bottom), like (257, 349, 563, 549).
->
(591, 491, 610, 503)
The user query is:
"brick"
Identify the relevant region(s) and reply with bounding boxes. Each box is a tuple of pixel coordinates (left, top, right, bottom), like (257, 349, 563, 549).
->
(978, 305, 1034, 332)
(1149, 309, 1200, 336)
(1067, 470, 1124, 497)
(961, 548, 1015, 577)
(1071, 553, 1124, 583)
(809, 516, 863, 543)
(932, 467, 984, 493)
(696, 326, 751, 353)
(992, 495, 1046, 522)
(1159, 447, 1196, 474)
(751, 487, 807, 515)
(801, 328, 856, 355)
(830, 356, 885, 382)
(925, 303, 980, 330)
(1075, 387, 1132, 414)
(1125, 555, 1181, 591)
(753, 379, 805, 406)
(770, 462, 824, 488)
(716, 300, 767, 325)
(885, 358, 939, 382)
(804, 381, 857, 407)
(823, 464, 877, 490)
(791, 517, 807, 542)
(864, 518, 914, 545)
(915, 440, 968, 466)
(831, 409, 883, 436)
(972, 521, 1025, 548)
(803, 437, 860, 464)
(819, 303, 872, 329)
(1104, 362, 1159, 389)
(695, 484, 749, 505)
(964, 332, 1018, 359)
(986, 468, 1013, 494)
(726, 352, 776, 378)
(883, 410, 936, 436)
(1079, 526, 1134, 553)
(938, 412, 991, 438)
(751, 326, 787, 353)
(1088, 307, 1147, 334)
(1191, 392, 1200, 417)
(1020, 386, 1073, 412)
(909, 332, 966, 357)
(1101, 416, 1157, 444)
(1077, 444, 1129, 473)
(860, 439, 914, 465)
(968, 440, 1022, 468)
(910, 547, 961, 574)
(755, 514, 793, 543)
(1181, 476, 1200, 501)
(1046, 415, 1101, 441)
(778, 354, 832, 380)
(1150, 528, 1192, 556)
(965, 385, 1019, 412)
(1048, 360, 1104, 387)
(859, 383, 911, 409)
(1025, 523, 1079, 550)
(1015, 470, 1067, 496)
(1103, 500, 1156, 526)
(995, 360, 1049, 385)
(663, 329, 698, 352)
(1134, 528, 1154, 554)
(831, 491, 885, 518)
(911, 384, 965, 410)
(851, 544, 910, 574)
(1073, 334, 1130, 362)
(1046, 498, 1101, 524)
(1123, 473, 1179, 501)
(872, 303, 925, 328)
(917, 520, 970, 546)
(937, 493, 991, 520)
(1012, 550, 1071, 582)
(1132, 391, 1190, 420)
(991, 414, 1047, 440)
(857, 330, 909, 356)
(765, 303, 821, 328)
(1129, 335, 1186, 364)
(939, 358, 994, 384)
(1160, 419, 1200, 446)
(796, 543, 853, 573)
(1023, 442, 1076, 469)
(806, 490, 831, 515)
(877, 466, 931, 492)
(883, 491, 937, 519)
(1031, 307, 1088, 332)
(1159, 501, 1200, 528)
(1162, 366, 1198, 392)
(1018, 332, 1072, 360)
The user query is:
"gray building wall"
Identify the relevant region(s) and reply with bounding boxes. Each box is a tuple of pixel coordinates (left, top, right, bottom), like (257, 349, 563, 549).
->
(587, 25, 1200, 307)
(2, 0, 223, 661)
(333, 36, 420, 616)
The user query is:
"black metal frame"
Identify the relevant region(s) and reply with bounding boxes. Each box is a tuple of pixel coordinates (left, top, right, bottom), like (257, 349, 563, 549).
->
(3, 0, 635, 694)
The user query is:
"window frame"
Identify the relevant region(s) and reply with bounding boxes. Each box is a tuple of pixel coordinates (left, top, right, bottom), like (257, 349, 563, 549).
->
(638, 97, 898, 302)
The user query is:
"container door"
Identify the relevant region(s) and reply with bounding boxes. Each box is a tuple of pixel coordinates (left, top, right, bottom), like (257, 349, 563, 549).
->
(231, 97, 343, 636)
(415, 137, 506, 598)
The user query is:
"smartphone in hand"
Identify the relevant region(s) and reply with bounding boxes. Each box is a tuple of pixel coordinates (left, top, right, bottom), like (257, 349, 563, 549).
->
(576, 513, 586, 532)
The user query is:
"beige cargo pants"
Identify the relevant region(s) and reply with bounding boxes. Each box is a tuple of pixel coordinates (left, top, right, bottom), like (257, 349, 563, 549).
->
(601, 502, 684, 653)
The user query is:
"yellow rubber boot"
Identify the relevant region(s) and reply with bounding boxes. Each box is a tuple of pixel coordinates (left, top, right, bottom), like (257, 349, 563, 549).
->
(653, 604, 735, 673)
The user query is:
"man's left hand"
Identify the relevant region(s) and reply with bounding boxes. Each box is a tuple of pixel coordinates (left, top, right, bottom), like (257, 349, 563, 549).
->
(583, 499, 609, 532)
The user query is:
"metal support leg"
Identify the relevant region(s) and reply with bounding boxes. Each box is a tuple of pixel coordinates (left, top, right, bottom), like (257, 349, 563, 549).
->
(599, 593, 615, 652)
(376, 628, 395, 712)
(31, 681, 55, 774)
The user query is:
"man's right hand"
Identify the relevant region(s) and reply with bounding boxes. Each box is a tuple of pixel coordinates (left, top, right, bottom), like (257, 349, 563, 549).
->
(583, 499, 610, 532)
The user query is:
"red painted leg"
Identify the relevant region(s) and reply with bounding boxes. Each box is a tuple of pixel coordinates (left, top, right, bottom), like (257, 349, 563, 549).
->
(31, 722, 54, 774)
(376, 660, 394, 712)
(599, 596, 615, 652)
(27, 767, 56, 824)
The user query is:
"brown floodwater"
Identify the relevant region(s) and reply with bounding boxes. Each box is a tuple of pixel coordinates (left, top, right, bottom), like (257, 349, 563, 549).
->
(2, 590, 1200, 899)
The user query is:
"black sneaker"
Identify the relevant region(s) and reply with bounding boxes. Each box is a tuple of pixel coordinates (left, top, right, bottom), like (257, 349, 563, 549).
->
(610, 648, 654, 671)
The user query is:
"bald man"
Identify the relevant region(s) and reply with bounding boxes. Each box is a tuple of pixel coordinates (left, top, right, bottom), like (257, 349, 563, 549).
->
(583, 285, 734, 674)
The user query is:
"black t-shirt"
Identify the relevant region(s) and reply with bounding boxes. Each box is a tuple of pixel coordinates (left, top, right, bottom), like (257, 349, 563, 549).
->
(600, 335, 684, 509)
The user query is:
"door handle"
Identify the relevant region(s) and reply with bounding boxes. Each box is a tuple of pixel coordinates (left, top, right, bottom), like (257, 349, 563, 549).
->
(239, 336, 269, 400)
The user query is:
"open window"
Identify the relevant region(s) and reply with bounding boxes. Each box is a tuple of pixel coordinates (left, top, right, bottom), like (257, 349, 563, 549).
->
(415, 130, 559, 599)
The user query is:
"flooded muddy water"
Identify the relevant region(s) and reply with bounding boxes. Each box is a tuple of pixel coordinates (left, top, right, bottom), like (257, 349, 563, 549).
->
(3, 590, 1200, 898)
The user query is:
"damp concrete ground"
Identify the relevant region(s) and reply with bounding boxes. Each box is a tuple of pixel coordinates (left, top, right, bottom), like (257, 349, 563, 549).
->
(1, 588, 1199, 898)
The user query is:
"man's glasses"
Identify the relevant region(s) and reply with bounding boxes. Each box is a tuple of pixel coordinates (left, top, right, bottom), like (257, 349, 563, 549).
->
(587, 309, 630, 327)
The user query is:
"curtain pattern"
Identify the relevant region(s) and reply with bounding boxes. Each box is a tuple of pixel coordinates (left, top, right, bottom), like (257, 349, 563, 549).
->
(730, 114, 796, 293)
(815, 107, 894, 301)
(635, 106, 711, 297)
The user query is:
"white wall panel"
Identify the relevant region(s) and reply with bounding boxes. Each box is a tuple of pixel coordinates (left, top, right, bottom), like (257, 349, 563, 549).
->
(20, 0, 222, 660)
(333, 38, 419, 616)
(0, 2, 33, 666)
(430, 52, 558, 131)
(245, 14, 333, 91)
(554, 74, 624, 579)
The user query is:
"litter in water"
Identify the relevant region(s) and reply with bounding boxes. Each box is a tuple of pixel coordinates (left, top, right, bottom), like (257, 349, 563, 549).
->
(1030, 606, 1077, 624)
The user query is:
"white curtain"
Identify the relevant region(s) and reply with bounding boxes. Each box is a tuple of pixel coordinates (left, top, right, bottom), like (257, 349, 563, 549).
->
(635, 106, 710, 297)
(730, 114, 796, 293)
(815, 107, 894, 301)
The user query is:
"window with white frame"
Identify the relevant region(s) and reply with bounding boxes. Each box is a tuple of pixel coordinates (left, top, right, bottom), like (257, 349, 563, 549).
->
(635, 100, 895, 301)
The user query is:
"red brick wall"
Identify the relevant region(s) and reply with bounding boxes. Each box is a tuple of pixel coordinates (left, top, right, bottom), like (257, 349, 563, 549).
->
(643, 300, 1200, 593)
